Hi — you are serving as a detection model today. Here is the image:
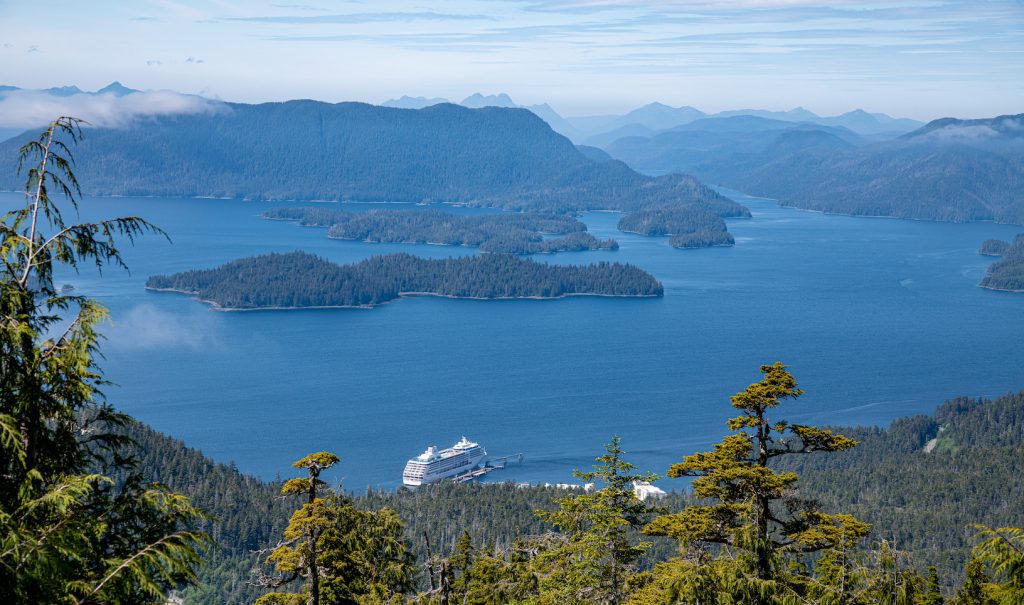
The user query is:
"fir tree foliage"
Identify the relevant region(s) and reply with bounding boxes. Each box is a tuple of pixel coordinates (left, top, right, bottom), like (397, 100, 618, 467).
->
(640, 362, 870, 603)
(952, 559, 996, 605)
(0, 116, 208, 604)
(530, 437, 661, 605)
(968, 526, 1024, 605)
(254, 452, 415, 605)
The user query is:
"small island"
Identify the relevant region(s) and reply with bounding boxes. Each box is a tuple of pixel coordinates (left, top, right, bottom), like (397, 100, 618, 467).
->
(616, 208, 735, 249)
(145, 251, 663, 310)
(979, 234, 1024, 292)
(979, 239, 1011, 257)
(263, 208, 618, 254)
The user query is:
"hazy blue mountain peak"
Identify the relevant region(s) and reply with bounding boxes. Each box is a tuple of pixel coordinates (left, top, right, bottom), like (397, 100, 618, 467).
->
(381, 95, 450, 109)
(460, 92, 517, 108)
(95, 81, 138, 96)
(42, 85, 83, 97)
(903, 113, 1024, 142)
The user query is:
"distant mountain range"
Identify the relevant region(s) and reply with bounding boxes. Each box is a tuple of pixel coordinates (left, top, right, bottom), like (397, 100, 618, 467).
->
(1, 83, 924, 147)
(6, 83, 1010, 226)
(609, 113, 1024, 224)
(0, 80, 139, 98)
(377, 93, 924, 143)
(0, 98, 747, 244)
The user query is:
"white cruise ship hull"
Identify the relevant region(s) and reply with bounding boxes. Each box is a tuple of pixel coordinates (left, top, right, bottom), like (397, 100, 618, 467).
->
(403, 439, 487, 487)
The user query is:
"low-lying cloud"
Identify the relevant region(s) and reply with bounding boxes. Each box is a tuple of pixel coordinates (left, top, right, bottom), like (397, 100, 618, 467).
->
(106, 304, 223, 352)
(0, 88, 225, 130)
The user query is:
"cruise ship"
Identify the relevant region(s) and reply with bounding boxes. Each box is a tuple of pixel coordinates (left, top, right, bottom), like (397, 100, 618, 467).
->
(403, 437, 486, 487)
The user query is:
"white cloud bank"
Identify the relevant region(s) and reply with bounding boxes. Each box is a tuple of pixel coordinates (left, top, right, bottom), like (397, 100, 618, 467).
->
(0, 89, 225, 130)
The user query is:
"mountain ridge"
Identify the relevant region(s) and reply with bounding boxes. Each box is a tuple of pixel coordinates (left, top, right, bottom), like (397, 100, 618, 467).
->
(0, 99, 748, 245)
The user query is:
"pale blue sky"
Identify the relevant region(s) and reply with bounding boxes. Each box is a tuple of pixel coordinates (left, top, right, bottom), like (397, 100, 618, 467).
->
(1, 0, 1021, 119)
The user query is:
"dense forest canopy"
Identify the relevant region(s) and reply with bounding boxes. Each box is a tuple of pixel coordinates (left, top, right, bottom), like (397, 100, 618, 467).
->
(979, 234, 1024, 291)
(263, 207, 619, 254)
(145, 251, 664, 309)
(782, 390, 1024, 583)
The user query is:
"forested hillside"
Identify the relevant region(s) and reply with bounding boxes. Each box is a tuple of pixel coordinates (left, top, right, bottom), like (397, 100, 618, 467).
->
(0, 101, 748, 235)
(784, 390, 1024, 581)
(113, 388, 1024, 603)
(605, 113, 1024, 224)
(263, 207, 619, 253)
(146, 251, 664, 309)
(979, 234, 1024, 291)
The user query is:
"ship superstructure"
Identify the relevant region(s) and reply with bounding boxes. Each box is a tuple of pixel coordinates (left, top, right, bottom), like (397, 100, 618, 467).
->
(403, 437, 486, 487)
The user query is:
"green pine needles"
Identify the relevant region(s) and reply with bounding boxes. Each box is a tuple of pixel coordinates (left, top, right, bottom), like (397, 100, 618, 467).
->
(0, 117, 208, 604)
(253, 451, 415, 605)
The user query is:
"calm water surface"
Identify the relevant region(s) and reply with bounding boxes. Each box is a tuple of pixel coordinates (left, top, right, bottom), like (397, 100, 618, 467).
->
(5, 191, 1022, 489)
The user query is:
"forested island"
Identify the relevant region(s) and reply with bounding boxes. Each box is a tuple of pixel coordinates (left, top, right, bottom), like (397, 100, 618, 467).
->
(979, 234, 1024, 292)
(262, 207, 619, 254)
(979, 239, 1011, 256)
(617, 207, 735, 248)
(145, 251, 663, 309)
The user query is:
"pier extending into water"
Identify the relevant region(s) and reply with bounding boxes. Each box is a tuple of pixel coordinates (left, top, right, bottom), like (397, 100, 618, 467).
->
(452, 453, 523, 484)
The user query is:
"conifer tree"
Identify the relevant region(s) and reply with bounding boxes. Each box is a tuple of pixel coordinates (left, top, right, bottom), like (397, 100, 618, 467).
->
(924, 566, 945, 605)
(254, 452, 414, 605)
(254, 452, 340, 605)
(0, 116, 209, 603)
(530, 437, 659, 605)
(641, 362, 869, 603)
(953, 558, 996, 605)
(969, 526, 1024, 605)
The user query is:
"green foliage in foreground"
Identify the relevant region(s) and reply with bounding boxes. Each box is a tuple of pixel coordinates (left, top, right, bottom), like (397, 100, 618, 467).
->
(0, 117, 208, 604)
(639, 362, 869, 603)
(145, 251, 664, 309)
(252, 452, 415, 605)
(139, 385, 1024, 604)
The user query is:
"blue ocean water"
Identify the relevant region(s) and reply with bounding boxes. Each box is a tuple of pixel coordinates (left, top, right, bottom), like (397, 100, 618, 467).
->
(5, 191, 1022, 490)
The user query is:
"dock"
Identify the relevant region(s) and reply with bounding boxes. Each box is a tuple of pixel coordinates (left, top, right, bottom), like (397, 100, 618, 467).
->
(452, 453, 523, 484)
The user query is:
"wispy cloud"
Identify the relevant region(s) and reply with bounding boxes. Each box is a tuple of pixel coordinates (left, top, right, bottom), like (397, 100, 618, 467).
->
(105, 304, 223, 352)
(271, 3, 330, 11)
(227, 11, 498, 24)
(0, 89, 225, 129)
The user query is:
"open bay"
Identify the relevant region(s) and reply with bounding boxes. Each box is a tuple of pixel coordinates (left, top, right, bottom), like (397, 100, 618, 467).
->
(7, 190, 1021, 490)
